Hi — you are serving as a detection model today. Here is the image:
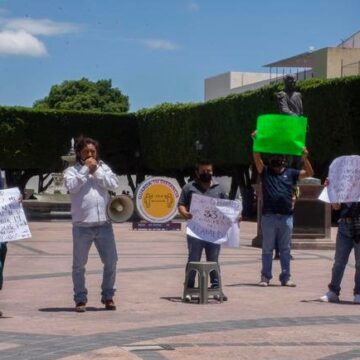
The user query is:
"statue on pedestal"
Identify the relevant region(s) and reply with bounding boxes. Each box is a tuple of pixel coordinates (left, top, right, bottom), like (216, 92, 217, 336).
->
(276, 74, 303, 116)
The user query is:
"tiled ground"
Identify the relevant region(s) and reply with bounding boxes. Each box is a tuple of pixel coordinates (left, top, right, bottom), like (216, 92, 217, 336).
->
(0, 221, 359, 360)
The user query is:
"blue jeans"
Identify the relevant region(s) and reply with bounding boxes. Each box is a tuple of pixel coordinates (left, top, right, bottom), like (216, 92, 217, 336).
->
(261, 214, 292, 282)
(328, 221, 360, 296)
(72, 223, 118, 304)
(0, 242, 7, 290)
(186, 235, 221, 288)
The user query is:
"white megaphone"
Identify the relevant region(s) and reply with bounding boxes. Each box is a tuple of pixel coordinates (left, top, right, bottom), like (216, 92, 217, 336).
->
(107, 195, 135, 223)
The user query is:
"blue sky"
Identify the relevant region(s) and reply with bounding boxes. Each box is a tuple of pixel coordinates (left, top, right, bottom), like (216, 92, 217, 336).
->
(0, 0, 358, 112)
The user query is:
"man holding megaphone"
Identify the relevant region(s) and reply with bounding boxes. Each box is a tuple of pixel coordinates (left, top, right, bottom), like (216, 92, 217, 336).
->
(64, 136, 120, 313)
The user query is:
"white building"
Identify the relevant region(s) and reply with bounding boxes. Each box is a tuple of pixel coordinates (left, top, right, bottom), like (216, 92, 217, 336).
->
(205, 30, 360, 101)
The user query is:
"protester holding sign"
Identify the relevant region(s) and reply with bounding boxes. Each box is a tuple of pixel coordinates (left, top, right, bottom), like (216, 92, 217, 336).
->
(0, 171, 5, 317)
(178, 159, 234, 302)
(0, 182, 27, 318)
(320, 179, 360, 304)
(253, 147, 313, 287)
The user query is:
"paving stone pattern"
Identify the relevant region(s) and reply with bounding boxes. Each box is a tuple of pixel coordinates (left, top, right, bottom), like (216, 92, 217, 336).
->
(0, 221, 359, 360)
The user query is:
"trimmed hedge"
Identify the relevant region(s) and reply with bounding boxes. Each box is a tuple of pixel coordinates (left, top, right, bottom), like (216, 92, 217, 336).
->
(0, 107, 139, 174)
(0, 76, 359, 181)
(137, 76, 360, 177)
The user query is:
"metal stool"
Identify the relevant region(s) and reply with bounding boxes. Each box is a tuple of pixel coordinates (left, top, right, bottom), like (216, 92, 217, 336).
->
(183, 261, 223, 304)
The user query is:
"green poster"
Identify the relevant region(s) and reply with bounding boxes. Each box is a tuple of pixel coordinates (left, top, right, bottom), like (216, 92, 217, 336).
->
(253, 114, 307, 155)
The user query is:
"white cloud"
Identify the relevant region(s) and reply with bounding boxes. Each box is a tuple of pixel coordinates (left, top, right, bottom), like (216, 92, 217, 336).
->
(3, 17, 80, 36)
(0, 14, 79, 57)
(141, 38, 180, 50)
(0, 30, 47, 56)
(188, 1, 200, 12)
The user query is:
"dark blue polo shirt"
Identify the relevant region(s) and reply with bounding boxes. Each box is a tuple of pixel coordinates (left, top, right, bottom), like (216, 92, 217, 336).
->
(261, 166, 300, 215)
(340, 203, 360, 218)
(178, 180, 226, 210)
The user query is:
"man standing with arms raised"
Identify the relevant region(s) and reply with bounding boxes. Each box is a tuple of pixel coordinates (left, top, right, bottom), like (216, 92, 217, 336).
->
(253, 149, 313, 287)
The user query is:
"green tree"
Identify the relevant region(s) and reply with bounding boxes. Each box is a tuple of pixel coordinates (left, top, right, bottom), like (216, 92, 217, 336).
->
(33, 78, 129, 113)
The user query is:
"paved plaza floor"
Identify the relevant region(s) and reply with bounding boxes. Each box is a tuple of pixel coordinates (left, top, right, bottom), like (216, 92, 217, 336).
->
(0, 220, 359, 360)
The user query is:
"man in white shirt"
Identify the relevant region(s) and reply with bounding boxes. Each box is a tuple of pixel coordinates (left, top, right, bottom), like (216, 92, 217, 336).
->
(64, 136, 119, 312)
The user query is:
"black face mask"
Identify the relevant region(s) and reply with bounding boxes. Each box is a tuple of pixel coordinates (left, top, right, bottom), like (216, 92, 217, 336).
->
(270, 159, 284, 168)
(199, 173, 212, 183)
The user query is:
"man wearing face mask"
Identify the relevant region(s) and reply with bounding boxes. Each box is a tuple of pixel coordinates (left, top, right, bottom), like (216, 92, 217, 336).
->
(64, 136, 120, 312)
(253, 149, 314, 287)
(178, 160, 228, 301)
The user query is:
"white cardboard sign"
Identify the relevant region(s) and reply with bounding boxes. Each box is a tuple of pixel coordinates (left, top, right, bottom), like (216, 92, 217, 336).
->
(318, 155, 360, 203)
(186, 193, 242, 248)
(0, 188, 32, 242)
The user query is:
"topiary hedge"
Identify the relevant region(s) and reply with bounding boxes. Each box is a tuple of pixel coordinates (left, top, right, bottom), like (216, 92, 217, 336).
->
(0, 107, 139, 175)
(0, 76, 359, 185)
(137, 76, 360, 178)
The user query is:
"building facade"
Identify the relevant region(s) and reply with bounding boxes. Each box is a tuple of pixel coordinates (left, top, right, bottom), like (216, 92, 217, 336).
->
(205, 30, 360, 101)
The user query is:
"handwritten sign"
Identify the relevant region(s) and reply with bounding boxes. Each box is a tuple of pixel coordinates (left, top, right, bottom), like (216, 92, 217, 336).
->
(253, 114, 307, 156)
(0, 188, 31, 242)
(186, 193, 242, 248)
(318, 155, 360, 203)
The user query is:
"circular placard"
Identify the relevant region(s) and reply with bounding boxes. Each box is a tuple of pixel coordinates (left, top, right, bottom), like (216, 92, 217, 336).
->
(135, 177, 180, 223)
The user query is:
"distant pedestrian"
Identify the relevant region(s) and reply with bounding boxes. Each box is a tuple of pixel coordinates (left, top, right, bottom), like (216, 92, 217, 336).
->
(64, 136, 120, 312)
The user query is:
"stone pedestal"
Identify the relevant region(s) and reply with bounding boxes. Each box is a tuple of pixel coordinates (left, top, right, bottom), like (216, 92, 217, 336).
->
(252, 183, 334, 250)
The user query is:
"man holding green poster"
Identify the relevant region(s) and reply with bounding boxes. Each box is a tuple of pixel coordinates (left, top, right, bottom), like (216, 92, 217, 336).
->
(253, 148, 313, 287)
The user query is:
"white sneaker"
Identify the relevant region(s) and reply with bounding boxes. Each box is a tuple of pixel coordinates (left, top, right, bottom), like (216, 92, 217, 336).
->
(258, 277, 269, 287)
(320, 291, 340, 303)
(281, 278, 296, 287)
(354, 294, 360, 304)
(184, 295, 192, 303)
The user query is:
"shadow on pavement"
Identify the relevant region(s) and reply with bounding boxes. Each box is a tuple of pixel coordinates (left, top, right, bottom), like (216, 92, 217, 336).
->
(39, 307, 107, 312)
(300, 299, 355, 305)
(161, 296, 223, 305)
(160, 296, 183, 303)
(226, 283, 282, 287)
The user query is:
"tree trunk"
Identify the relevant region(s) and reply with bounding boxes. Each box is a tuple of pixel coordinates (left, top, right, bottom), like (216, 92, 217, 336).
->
(5, 169, 38, 195)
